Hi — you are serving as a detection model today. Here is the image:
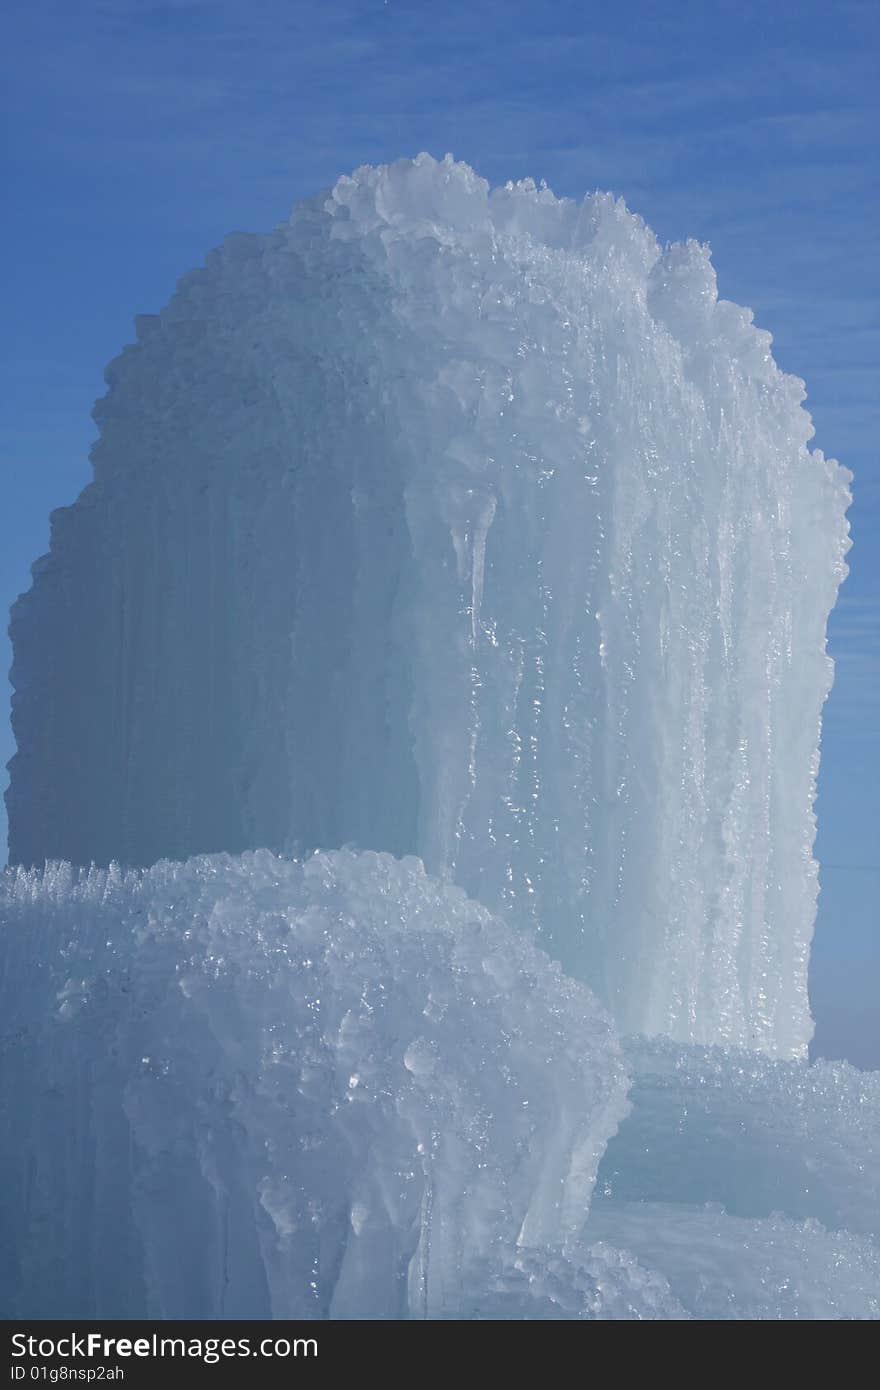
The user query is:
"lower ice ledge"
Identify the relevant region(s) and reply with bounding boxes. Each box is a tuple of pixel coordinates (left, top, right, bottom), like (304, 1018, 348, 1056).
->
(1, 849, 877, 1319)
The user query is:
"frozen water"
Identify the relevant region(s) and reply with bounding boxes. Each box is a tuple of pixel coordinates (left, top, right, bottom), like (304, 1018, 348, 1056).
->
(596, 1038, 880, 1241)
(2, 155, 867, 1321)
(0, 850, 629, 1320)
(6, 155, 851, 1055)
(585, 1204, 880, 1321)
(2, 854, 876, 1320)
(453, 1243, 691, 1320)
(584, 1037, 880, 1318)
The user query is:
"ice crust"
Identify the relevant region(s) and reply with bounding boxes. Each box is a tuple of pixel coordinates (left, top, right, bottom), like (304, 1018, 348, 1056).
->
(3, 156, 869, 1320)
(6, 154, 851, 1055)
(597, 1039, 880, 1241)
(584, 1204, 880, 1321)
(3, 853, 877, 1320)
(0, 851, 629, 1320)
(585, 1039, 880, 1318)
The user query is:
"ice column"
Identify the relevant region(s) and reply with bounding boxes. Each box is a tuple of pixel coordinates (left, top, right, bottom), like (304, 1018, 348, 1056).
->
(6, 156, 851, 1054)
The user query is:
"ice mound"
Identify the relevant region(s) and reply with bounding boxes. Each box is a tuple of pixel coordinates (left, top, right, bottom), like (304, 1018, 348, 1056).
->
(0, 849, 629, 1320)
(595, 1039, 880, 1240)
(583, 1039, 880, 1318)
(7, 154, 851, 1056)
(5, 854, 875, 1321)
(454, 1243, 690, 1320)
(3, 154, 866, 1321)
(585, 1204, 880, 1320)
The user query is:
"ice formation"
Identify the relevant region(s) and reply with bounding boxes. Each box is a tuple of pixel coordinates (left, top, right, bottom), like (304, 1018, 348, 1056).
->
(597, 1039, 880, 1241)
(0, 851, 629, 1319)
(3, 853, 878, 1320)
(3, 156, 869, 1321)
(586, 1040, 880, 1318)
(6, 155, 851, 1055)
(584, 1205, 880, 1321)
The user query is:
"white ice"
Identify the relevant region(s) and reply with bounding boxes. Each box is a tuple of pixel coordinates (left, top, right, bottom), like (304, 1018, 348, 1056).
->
(6, 155, 851, 1056)
(0, 850, 629, 1319)
(3, 852, 878, 1319)
(1, 155, 867, 1321)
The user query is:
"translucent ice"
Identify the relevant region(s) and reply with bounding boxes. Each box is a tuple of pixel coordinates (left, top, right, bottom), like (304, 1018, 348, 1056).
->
(585, 1204, 880, 1321)
(586, 1038, 880, 1318)
(3, 854, 876, 1320)
(6, 155, 851, 1055)
(0, 850, 629, 1319)
(453, 1243, 691, 1320)
(596, 1038, 880, 1240)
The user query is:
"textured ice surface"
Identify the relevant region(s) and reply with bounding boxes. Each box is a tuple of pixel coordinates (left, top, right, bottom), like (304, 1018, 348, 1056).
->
(0, 850, 629, 1320)
(3, 153, 868, 1321)
(6, 155, 851, 1055)
(454, 1243, 690, 1320)
(596, 1039, 880, 1241)
(586, 1039, 880, 1317)
(585, 1204, 880, 1321)
(2, 859, 878, 1320)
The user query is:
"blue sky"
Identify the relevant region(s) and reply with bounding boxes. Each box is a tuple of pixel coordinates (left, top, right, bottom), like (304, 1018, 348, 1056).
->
(2, 0, 878, 1062)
